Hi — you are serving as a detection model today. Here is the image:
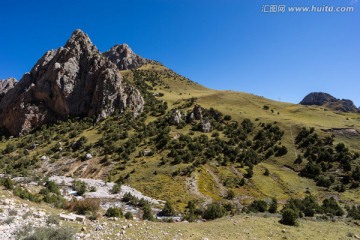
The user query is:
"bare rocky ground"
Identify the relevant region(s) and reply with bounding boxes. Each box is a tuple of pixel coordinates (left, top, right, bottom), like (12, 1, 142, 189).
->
(49, 175, 165, 205)
(0, 197, 48, 240)
(0, 175, 180, 239)
(1, 188, 360, 240)
(1, 175, 360, 240)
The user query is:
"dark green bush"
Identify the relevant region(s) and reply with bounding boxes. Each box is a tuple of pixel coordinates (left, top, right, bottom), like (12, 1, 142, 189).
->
(125, 212, 133, 220)
(202, 203, 226, 220)
(281, 208, 298, 226)
(321, 197, 344, 216)
(226, 190, 235, 200)
(4, 143, 16, 154)
(44, 180, 60, 195)
(269, 198, 278, 213)
(13, 186, 41, 203)
(142, 203, 154, 221)
(105, 207, 123, 218)
(249, 200, 268, 213)
(224, 115, 232, 121)
(161, 201, 175, 216)
(346, 205, 360, 220)
(184, 200, 200, 222)
(111, 183, 121, 194)
(72, 180, 87, 196)
(2, 178, 14, 190)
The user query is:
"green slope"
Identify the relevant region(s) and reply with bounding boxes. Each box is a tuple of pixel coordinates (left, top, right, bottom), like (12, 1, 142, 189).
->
(1, 62, 359, 211)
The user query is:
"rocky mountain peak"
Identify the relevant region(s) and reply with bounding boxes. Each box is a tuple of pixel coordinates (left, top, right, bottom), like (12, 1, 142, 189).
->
(0, 78, 17, 102)
(300, 92, 359, 113)
(117, 44, 133, 57)
(104, 44, 152, 70)
(64, 29, 94, 50)
(0, 30, 144, 136)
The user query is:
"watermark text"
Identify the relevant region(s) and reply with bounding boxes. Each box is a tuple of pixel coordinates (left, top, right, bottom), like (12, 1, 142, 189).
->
(261, 5, 355, 13)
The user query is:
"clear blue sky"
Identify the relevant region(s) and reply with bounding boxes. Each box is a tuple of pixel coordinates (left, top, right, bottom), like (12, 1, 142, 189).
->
(0, 0, 359, 106)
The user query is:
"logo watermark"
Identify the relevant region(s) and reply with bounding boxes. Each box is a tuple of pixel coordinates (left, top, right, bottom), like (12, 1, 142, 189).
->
(261, 5, 355, 13)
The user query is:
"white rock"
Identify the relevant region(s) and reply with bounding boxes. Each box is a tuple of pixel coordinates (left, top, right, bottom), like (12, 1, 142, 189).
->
(54, 62, 61, 69)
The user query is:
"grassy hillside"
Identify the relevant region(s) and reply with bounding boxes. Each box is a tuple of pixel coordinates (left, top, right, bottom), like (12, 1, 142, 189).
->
(0, 62, 359, 212)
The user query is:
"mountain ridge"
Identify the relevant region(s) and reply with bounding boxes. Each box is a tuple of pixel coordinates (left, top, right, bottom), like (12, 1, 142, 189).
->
(0, 29, 144, 136)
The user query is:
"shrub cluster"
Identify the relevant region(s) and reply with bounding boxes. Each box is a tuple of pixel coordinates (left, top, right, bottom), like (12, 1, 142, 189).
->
(295, 127, 359, 191)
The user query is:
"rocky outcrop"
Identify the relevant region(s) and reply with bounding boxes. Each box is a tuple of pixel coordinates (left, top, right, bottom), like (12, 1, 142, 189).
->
(201, 118, 211, 133)
(169, 109, 182, 125)
(338, 99, 360, 113)
(300, 92, 359, 113)
(0, 30, 144, 136)
(0, 78, 16, 102)
(193, 105, 203, 120)
(187, 105, 203, 122)
(300, 92, 336, 106)
(103, 44, 152, 70)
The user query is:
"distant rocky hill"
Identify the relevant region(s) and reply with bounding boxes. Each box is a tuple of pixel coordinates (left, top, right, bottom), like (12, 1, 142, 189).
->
(0, 30, 144, 136)
(300, 92, 359, 113)
(104, 44, 153, 70)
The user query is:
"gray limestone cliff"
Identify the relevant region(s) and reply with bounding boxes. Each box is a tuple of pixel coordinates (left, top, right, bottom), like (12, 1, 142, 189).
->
(0, 30, 144, 136)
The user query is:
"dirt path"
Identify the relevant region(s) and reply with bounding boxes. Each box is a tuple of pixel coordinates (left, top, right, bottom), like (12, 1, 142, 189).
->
(185, 172, 212, 206)
(205, 166, 227, 197)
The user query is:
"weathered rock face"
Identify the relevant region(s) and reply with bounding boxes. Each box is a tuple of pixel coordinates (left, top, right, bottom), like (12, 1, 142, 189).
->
(103, 44, 152, 70)
(186, 105, 204, 123)
(201, 118, 211, 133)
(300, 92, 336, 106)
(0, 78, 17, 102)
(0, 30, 144, 136)
(169, 109, 182, 125)
(193, 105, 203, 120)
(339, 99, 359, 113)
(300, 92, 359, 113)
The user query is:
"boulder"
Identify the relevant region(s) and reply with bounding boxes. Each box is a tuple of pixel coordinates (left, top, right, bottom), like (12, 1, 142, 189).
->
(85, 153, 93, 160)
(201, 118, 211, 133)
(169, 109, 182, 125)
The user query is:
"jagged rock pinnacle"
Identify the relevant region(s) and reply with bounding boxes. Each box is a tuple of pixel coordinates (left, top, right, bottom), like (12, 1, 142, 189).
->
(0, 30, 144, 136)
(104, 44, 153, 70)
